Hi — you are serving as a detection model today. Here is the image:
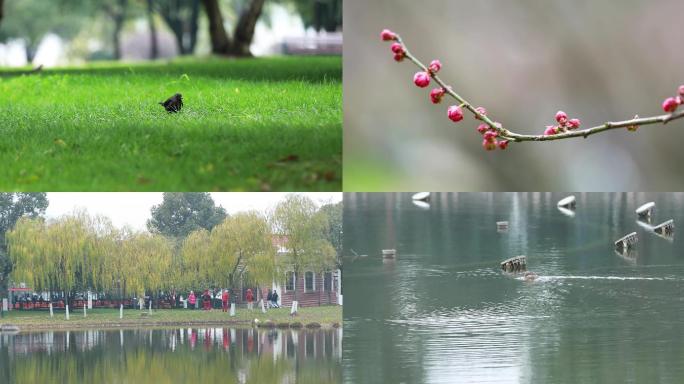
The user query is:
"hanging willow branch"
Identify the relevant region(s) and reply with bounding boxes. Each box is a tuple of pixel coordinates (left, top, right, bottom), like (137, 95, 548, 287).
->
(381, 29, 684, 150)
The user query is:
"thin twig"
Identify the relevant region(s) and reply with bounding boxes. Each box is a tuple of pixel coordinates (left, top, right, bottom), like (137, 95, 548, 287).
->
(394, 34, 684, 143)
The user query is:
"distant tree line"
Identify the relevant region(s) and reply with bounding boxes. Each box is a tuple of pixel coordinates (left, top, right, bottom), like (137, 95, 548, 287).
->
(0, 0, 342, 61)
(5, 193, 340, 307)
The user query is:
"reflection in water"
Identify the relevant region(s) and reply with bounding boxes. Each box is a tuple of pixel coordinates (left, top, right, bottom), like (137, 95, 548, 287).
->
(0, 327, 341, 384)
(343, 192, 684, 384)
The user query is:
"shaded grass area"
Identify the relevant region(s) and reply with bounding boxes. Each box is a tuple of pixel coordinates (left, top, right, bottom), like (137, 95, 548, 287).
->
(0, 306, 341, 331)
(0, 57, 341, 191)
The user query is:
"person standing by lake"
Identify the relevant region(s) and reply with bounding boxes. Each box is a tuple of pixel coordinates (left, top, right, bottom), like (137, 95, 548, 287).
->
(246, 289, 254, 310)
(221, 289, 229, 312)
(202, 289, 211, 310)
(188, 291, 196, 310)
(271, 290, 280, 308)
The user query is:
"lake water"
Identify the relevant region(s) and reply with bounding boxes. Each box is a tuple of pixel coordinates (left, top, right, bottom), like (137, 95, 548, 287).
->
(0, 327, 341, 383)
(343, 193, 684, 384)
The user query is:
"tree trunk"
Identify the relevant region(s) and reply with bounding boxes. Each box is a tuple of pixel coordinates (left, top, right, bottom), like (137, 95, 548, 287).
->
(201, 0, 231, 54)
(201, 0, 264, 57)
(113, 18, 124, 60)
(0, 0, 4, 24)
(170, 25, 185, 55)
(109, 0, 128, 60)
(188, 0, 200, 54)
(230, 0, 265, 56)
(25, 44, 36, 64)
(146, 0, 158, 59)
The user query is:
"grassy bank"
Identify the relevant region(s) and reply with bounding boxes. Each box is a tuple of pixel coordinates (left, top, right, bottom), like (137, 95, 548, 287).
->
(0, 305, 341, 331)
(0, 56, 341, 191)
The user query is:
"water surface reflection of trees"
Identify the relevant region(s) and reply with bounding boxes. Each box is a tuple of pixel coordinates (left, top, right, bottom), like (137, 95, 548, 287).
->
(0, 327, 341, 384)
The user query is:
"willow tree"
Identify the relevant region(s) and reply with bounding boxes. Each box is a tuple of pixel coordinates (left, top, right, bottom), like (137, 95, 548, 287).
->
(180, 228, 214, 290)
(209, 211, 274, 291)
(271, 194, 336, 302)
(7, 212, 110, 304)
(101, 226, 129, 299)
(122, 231, 174, 307)
(8, 212, 174, 307)
(6, 217, 48, 292)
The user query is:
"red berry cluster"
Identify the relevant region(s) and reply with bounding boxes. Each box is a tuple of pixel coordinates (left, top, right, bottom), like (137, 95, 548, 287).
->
(661, 85, 684, 113)
(544, 111, 581, 135)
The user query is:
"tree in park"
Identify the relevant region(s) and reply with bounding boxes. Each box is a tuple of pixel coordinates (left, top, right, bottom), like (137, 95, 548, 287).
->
(147, 192, 227, 240)
(0, 193, 48, 295)
(121, 231, 174, 306)
(380, 29, 684, 150)
(7, 213, 109, 302)
(319, 201, 342, 261)
(145, 0, 159, 59)
(179, 228, 213, 289)
(288, 0, 341, 33)
(102, 0, 131, 60)
(0, 0, 86, 62)
(7, 212, 175, 308)
(180, 211, 275, 292)
(153, 0, 201, 55)
(318, 200, 342, 304)
(271, 194, 336, 304)
(201, 0, 265, 56)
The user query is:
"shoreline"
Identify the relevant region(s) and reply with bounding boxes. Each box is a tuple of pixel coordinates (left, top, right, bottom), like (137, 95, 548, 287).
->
(1, 320, 341, 333)
(0, 306, 342, 333)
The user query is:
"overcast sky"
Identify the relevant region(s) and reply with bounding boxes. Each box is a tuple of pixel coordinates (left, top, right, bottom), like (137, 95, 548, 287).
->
(45, 193, 341, 231)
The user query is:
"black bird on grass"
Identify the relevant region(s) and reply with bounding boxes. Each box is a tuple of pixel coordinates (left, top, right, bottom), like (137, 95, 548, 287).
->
(160, 93, 183, 112)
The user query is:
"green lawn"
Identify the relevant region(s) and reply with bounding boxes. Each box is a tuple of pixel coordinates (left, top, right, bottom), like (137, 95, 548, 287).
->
(0, 306, 341, 330)
(0, 56, 341, 191)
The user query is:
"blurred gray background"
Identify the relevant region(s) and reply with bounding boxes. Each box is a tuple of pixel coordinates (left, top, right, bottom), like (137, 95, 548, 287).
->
(343, 0, 684, 191)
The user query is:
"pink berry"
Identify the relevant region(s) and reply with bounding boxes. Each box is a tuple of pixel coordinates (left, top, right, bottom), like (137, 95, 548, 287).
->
(482, 139, 497, 151)
(447, 105, 464, 122)
(430, 88, 446, 104)
(428, 60, 442, 74)
(390, 43, 403, 54)
(567, 118, 581, 129)
(474, 107, 487, 120)
(498, 140, 509, 150)
(483, 131, 498, 142)
(662, 97, 679, 113)
(393, 53, 405, 62)
(555, 111, 568, 124)
(477, 123, 488, 134)
(544, 125, 557, 136)
(413, 71, 431, 88)
(678, 85, 684, 97)
(381, 29, 397, 41)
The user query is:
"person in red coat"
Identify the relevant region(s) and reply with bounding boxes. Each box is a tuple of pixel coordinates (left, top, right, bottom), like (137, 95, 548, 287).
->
(221, 289, 229, 312)
(246, 288, 254, 310)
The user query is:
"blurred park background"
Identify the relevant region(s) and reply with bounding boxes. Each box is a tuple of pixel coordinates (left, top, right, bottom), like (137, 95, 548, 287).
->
(0, 0, 341, 66)
(344, 0, 684, 191)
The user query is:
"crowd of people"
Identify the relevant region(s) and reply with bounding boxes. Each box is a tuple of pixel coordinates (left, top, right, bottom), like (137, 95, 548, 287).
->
(180, 288, 281, 311)
(7, 287, 284, 312)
